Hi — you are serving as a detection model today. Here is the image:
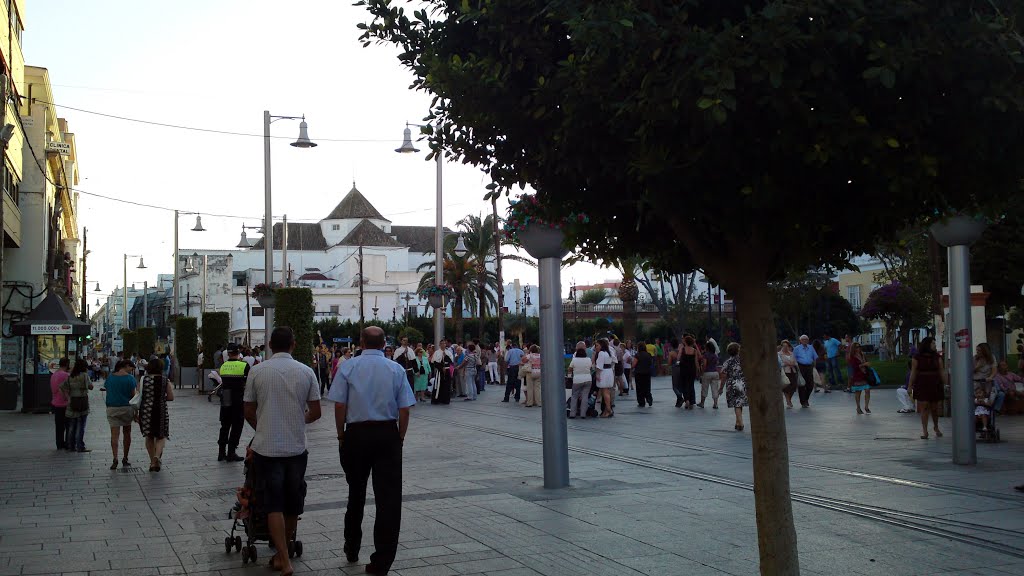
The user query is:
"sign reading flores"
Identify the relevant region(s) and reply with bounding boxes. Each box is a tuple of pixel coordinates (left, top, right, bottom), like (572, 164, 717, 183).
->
(31, 324, 73, 335)
(46, 141, 71, 155)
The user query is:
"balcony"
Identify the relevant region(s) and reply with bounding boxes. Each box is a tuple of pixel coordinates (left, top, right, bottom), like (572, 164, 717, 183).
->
(2, 188, 20, 247)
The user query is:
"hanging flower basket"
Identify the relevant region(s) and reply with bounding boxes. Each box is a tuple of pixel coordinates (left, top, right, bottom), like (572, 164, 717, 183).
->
(252, 283, 277, 308)
(503, 194, 586, 259)
(929, 214, 987, 248)
(419, 284, 454, 309)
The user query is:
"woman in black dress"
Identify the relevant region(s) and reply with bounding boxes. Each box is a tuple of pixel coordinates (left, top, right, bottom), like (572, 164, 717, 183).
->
(908, 337, 946, 439)
(139, 358, 174, 471)
(676, 335, 700, 409)
(431, 339, 453, 405)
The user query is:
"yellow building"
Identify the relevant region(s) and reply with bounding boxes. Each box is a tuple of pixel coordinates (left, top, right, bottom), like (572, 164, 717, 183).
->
(1, 0, 26, 251)
(833, 255, 884, 347)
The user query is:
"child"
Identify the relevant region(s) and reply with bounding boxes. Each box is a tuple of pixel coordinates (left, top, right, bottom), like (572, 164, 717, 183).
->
(975, 386, 993, 432)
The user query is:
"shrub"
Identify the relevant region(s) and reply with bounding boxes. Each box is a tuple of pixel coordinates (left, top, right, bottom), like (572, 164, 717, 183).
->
(274, 287, 314, 366)
(121, 330, 137, 356)
(201, 312, 230, 369)
(137, 327, 156, 358)
(175, 316, 199, 367)
(398, 326, 426, 345)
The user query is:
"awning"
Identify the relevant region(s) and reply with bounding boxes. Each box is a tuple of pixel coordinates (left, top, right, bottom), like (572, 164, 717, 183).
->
(11, 293, 92, 336)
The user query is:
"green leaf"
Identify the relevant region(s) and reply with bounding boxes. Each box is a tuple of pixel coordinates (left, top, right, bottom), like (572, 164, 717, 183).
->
(619, 19, 633, 28)
(886, 138, 900, 148)
(862, 67, 881, 80)
(879, 68, 896, 88)
(712, 106, 728, 124)
(697, 97, 715, 110)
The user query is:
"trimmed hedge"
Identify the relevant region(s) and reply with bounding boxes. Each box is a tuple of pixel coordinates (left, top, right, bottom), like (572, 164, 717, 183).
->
(201, 312, 230, 369)
(175, 316, 199, 367)
(137, 327, 156, 358)
(398, 326, 425, 345)
(274, 287, 314, 366)
(121, 330, 138, 356)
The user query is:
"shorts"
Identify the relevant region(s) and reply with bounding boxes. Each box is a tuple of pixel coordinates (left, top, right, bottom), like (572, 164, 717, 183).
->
(106, 406, 135, 428)
(253, 451, 308, 515)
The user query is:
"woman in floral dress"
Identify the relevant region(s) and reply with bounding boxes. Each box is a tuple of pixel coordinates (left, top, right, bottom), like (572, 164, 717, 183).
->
(139, 359, 174, 471)
(719, 343, 748, 431)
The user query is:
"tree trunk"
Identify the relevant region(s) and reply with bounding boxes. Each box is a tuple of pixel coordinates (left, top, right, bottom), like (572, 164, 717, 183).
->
(478, 273, 487, 342)
(732, 280, 800, 575)
(623, 300, 637, 342)
(455, 294, 465, 343)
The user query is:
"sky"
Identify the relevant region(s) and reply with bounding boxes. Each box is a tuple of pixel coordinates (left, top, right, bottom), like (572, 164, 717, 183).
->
(22, 0, 619, 306)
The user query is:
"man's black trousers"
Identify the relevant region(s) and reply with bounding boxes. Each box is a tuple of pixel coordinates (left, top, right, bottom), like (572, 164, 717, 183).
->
(218, 405, 244, 449)
(340, 421, 403, 572)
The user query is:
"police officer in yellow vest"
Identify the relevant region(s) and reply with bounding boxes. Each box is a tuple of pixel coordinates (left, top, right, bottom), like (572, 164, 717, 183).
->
(218, 343, 250, 462)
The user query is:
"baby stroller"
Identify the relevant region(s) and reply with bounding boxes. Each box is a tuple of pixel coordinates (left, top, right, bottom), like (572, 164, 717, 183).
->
(225, 444, 304, 564)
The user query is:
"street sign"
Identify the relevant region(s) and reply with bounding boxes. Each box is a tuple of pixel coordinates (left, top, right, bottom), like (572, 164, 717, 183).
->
(31, 324, 73, 335)
(46, 141, 71, 156)
(955, 328, 970, 349)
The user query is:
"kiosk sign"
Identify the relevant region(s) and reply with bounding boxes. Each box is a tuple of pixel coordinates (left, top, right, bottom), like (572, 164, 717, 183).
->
(31, 324, 73, 335)
(954, 328, 971, 349)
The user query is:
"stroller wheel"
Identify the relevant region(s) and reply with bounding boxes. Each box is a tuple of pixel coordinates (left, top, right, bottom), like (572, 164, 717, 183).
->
(248, 545, 257, 563)
(294, 540, 303, 557)
(288, 540, 295, 558)
(224, 536, 233, 554)
(234, 536, 242, 551)
(241, 546, 250, 564)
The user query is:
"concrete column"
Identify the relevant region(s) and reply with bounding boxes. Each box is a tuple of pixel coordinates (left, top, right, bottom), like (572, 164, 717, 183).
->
(539, 257, 569, 488)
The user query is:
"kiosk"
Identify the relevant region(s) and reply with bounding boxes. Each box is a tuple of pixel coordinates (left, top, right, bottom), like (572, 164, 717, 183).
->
(11, 294, 91, 413)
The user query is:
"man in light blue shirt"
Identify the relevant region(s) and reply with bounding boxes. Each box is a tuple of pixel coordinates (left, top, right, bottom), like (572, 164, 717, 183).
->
(326, 326, 415, 575)
(503, 343, 526, 403)
(793, 335, 818, 408)
(822, 332, 844, 392)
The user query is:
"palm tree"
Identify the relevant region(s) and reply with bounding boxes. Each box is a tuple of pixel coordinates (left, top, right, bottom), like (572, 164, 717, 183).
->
(617, 256, 642, 342)
(417, 234, 502, 342)
(456, 214, 536, 340)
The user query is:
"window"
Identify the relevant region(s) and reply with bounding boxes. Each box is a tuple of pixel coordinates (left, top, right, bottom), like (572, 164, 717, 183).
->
(847, 285, 861, 310)
(3, 160, 19, 203)
(330, 305, 340, 315)
(252, 307, 264, 317)
(332, 224, 340, 231)
(232, 271, 248, 287)
(870, 327, 883, 348)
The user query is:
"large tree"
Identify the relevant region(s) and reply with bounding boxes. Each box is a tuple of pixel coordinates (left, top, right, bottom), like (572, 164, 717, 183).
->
(360, 1, 1024, 572)
(417, 233, 501, 342)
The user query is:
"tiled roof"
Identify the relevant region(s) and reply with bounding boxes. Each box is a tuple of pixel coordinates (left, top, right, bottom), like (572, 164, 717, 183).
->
(249, 223, 328, 251)
(390, 225, 453, 253)
(325, 185, 390, 222)
(298, 272, 331, 281)
(337, 219, 404, 247)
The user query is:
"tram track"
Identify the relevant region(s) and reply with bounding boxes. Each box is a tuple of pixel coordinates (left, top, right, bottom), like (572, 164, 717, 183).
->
(448, 402, 1024, 504)
(415, 411, 1024, 560)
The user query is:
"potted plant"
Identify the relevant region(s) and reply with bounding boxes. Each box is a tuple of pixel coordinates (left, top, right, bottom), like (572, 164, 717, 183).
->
(419, 284, 455, 310)
(503, 194, 588, 259)
(252, 283, 278, 308)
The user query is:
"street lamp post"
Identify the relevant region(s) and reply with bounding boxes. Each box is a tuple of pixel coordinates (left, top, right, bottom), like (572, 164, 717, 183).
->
(123, 254, 146, 332)
(172, 211, 205, 351)
(263, 111, 316, 345)
(396, 123, 446, 346)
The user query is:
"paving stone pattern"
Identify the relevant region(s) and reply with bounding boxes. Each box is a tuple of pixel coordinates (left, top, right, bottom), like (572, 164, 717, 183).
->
(2, 377, 1024, 575)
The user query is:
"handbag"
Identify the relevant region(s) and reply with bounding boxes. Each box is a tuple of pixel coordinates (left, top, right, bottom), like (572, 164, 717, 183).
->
(129, 389, 143, 413)
(69, 395, 88, 413)
(813, 369, 823, 386)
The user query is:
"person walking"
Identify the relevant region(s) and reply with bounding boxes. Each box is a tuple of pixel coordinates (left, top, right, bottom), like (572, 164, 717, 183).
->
(779, 340, 799, 409)
(431, 339, 455, 405)
(622, 341, 634, 393)
(503, 342, 525, 403)
(327, 326, 415, 575)
(62, 359, 94, 453)
(50, 358, 71, 450)
(632, 341, 654, 408)
(793, 335, 818, 407)
(568, 346, 593, 418)
(847, 343, 872, 414)
(393, 337, 416, 393)
(719, 343, 748, 431)
(595, 339, 616, 417)
(105, 360, 138, 469)
(461, 344, 479, 402)
(699, 340, 721, 409)
(139, 358, 174, 471)
(676, 336, 700, 409)
(412, 344, 430, 402)
(908, 336, 946, 439)
(218, 344, 250, 462)
(243, 327, 322, 576)
(523, 345, 542, 407)
(486, 345, 499, 385)
(822, 332, 844, 393)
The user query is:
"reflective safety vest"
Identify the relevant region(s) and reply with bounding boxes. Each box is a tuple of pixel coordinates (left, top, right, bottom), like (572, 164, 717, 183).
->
(219, 360, 249, 407)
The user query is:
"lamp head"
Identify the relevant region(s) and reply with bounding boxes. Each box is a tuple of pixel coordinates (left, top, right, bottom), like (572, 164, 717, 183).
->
(191, 215, 206, 232)
(290, 117, 317, 148)
(94, 282, 101, 292)
(0, 123, 14, 146)
(453, 234, 468, 258)
(136, 257, 146, 269)
(236, 229, 252, 248)
(395, 124, 420, 154)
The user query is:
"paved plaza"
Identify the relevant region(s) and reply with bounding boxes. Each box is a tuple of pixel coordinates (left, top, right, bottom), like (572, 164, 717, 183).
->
(2, 376, 1024, 576)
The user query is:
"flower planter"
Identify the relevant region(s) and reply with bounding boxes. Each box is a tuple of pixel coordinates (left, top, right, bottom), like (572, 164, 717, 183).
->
(518, 226, 569, 259)
(427, 293, 445, 309)
(256, 294, 276, 308)
(929, 214, 986, 248)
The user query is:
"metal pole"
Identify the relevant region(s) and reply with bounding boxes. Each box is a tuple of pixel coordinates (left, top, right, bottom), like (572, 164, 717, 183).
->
(80, 227, 88, 321)
(263, 110, 274, 346)
(282, 214, 288, 287)
(172, 210, 179, 352)
(358, 244, 365, 332)
(539, 257, 569, 488)
(143, 281, 148, 327)
(0, 74, 7, 362)
(202, 255, 208, 312)
(492, 197, 505, 384)
(948, 244, 975, 465)
(434, 152, 444, 346)
(123, 255, 128, 331)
